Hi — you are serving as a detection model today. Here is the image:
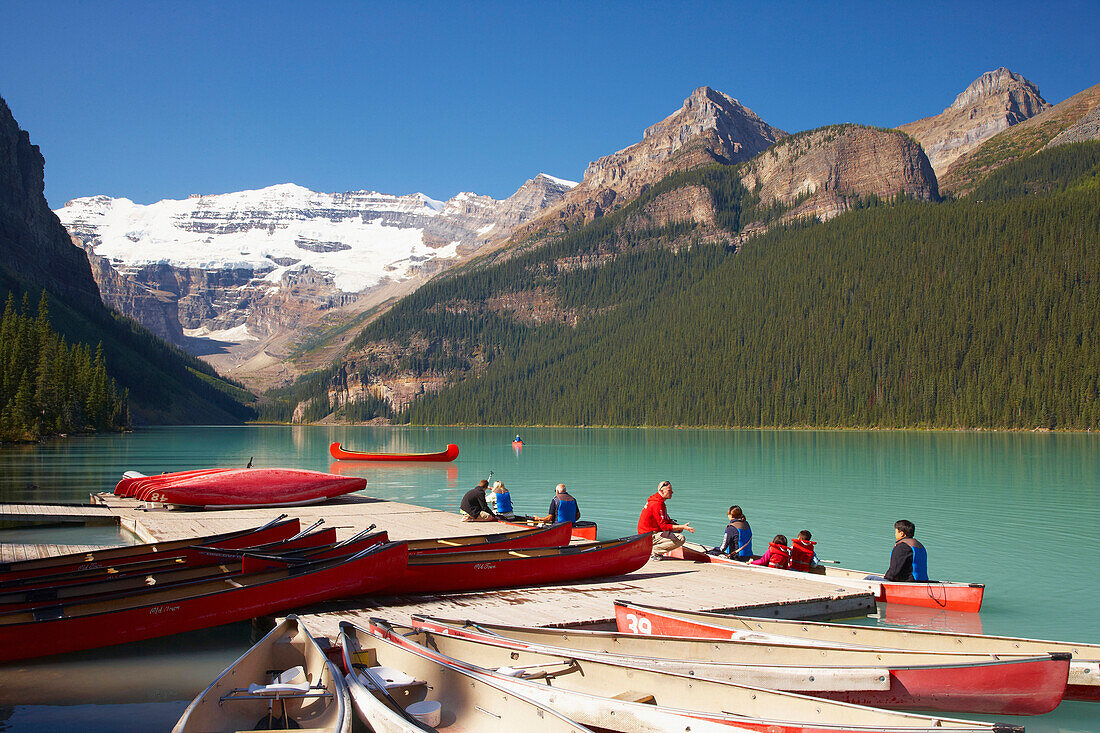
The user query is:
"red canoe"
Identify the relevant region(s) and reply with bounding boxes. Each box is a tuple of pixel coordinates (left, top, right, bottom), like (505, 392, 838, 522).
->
(504, 516, 598, 541)
(611, 598, 1064, 713)
(671, 543, 985, 613)
(412, 615, 1071, 716)
(329, 442, 459, 462)
(135, 468, 366, 508)
(0, 516, 300, 584)
(0, 541, 408, 663)
(382, 534, 651, 595)
(115, 468, 231, 497)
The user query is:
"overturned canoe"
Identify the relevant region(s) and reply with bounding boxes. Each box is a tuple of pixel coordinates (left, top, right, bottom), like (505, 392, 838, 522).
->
(672, 542, 985, 613)
(367, 619, 1024, 733)
(382, 534, 651, 595)
(330, 443, 459, 462)
(135, 468, 365, 508)
(0, 516, 300, 584)
(340, 621, 595, 733)
(414, 615, 1069, 715)
(615, 599, 1098, 703)
(174, 615, 351, 733)
(0, 541, 407, 663)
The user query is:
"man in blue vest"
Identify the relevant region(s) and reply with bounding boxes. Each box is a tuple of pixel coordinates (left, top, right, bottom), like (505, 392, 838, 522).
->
(537, 483, 580, 525)
(883, 519, 929, 581)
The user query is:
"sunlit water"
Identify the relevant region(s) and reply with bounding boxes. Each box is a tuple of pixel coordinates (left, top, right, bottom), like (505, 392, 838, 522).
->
(1, 426, 1097, 731)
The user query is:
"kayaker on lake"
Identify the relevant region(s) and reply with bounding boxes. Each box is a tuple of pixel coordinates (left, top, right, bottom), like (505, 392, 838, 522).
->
(535, 483, 579, 524)
(637, 480, 694, 560)
(488, 480, 515, 520)
(460, 480, 498, 522)
(718, 505, 753, 560)
(883, 519, 928, 581)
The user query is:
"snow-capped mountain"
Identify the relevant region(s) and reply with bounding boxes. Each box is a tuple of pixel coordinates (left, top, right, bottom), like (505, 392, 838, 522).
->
(55, 174, 575, 380)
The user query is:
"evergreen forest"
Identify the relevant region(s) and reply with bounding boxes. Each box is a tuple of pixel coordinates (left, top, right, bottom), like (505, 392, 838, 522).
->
(365, 142, 1100, 429)
(0, 291, 129, 440)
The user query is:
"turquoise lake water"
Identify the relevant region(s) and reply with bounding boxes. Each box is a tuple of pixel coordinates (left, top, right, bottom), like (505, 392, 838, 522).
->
(1, 426, 1098, 731)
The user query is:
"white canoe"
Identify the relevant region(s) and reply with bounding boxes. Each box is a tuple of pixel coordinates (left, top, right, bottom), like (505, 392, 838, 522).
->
(339, 620, 596, 733)
(173, 614, 350, 733)
(411, 614, 1067, 714)
(370, 618, 1024, 733)
(616, 599, 1100, 703)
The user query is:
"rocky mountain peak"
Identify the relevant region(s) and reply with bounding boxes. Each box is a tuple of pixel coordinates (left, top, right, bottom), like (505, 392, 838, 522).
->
(515, 87, 787, 237)
(949, 67, 1040, 110)
(900, 68, 1050, 177)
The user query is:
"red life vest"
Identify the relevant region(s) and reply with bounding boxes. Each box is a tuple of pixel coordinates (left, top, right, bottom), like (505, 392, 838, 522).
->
(789, 538, 816, 572)
(766, 542, 791, 569)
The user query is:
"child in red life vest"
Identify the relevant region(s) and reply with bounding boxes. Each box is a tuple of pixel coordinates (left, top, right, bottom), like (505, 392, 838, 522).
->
(789, 529, 818, 572)
(751, 534, 791, 569)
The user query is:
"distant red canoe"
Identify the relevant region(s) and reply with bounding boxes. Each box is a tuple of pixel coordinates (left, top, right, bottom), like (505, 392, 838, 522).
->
(329, 442, 459, 462)
(135, 468, 365, 508)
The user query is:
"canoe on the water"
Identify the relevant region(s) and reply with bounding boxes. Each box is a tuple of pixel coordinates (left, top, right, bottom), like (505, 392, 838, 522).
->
(368, 619, 1023, 733)
(134, 468, 365, 508)
(614, 600, 1099, 703)
(0, 541, 407, 663)
(339, 621, 596, 733)
(0, 516, 300, 584)
(382, 534, 651, 595)
(503, 516, 598, 541)
(329, 443, 459, 462)
(174, 615, 351, 733)
(671, 542, 985, 613)
(413, 615, 1068, 715)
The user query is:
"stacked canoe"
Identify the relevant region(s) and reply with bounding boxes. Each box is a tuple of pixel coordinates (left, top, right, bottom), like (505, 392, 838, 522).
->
(114, 468, 366, 508)
(0, 520, 648, 663)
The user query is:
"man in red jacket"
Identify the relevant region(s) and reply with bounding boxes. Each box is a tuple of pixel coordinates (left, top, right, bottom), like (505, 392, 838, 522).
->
(637, 480, 695, 560)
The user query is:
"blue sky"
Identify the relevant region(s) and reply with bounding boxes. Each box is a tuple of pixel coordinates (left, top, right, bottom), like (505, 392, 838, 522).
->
(1, 1, 1097, 208)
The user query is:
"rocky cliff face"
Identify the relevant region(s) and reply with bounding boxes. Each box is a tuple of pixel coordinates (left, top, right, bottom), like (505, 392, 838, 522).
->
(740, 125, 939, 227)
(56, 175, 575, 381)
(899, 68, 1050, 177)
(1043, 103, 1100, 149)
(513, 87, 787, 237)
(0, 98, 101, 309)
(939, 82, 1100, 195)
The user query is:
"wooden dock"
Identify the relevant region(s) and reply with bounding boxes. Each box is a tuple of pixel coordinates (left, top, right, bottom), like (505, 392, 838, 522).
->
(1, 494, 876, 639)
(0, 502, 116, 523)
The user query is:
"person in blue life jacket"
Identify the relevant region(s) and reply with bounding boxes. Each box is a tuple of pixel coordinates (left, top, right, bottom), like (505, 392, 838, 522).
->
(883, 519, 929, 582)
(536, 483, 580, 524)
(487, 480, 515, 520)
(717, 505, 753, 560)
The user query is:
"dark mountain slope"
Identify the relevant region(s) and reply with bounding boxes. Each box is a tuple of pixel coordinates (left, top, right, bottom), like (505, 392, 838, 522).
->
(0, 95, 255, 425)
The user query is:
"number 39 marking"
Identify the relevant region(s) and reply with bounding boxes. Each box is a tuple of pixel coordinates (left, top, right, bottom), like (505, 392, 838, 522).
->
(623, 613, 653, 635)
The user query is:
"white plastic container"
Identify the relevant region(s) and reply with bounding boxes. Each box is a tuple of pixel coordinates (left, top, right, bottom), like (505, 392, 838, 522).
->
(406, 700, 442, 726)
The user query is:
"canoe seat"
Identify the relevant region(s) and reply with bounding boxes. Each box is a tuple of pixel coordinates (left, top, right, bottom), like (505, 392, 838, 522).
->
(611, 690, 656, 704)
(247, 666, 310, 696)
(359, 666, 428, 701)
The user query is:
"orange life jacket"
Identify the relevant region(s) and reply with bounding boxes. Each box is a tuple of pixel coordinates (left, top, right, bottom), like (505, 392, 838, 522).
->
(789, 538, 816, 572)
(766, 541, 791, 569)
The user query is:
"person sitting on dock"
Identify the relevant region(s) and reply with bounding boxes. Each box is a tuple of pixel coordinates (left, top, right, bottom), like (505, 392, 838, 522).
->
(751, 534, 791, 568)
(789, 529, 818, 572)
(883, 519, 928, 581)
(488, 480, 516, 520)
(460, 480, 498, 522)
(637, 480, 694, 560)
(718, 505, 753, 560)
(535, 483, 580, 525)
